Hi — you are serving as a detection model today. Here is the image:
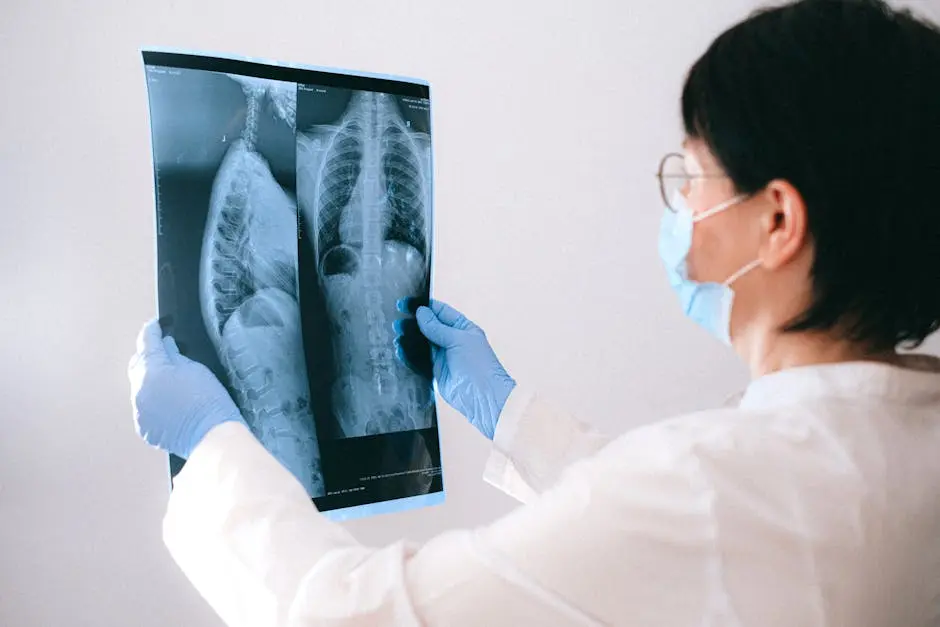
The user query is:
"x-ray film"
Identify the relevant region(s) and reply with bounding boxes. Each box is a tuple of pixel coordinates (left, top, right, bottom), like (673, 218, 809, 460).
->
(142, 50, 442, 521)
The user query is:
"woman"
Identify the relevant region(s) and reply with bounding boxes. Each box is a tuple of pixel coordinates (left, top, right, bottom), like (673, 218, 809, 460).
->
(128, 0, 940, 624)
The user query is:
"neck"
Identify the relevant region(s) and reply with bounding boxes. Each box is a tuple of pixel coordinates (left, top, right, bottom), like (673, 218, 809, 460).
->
(736, 326, 899, 379)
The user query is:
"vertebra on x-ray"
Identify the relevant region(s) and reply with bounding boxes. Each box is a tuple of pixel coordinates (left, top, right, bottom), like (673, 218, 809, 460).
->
(226, 74, 298, 131)
(200, 78, 323, 496)
(298, 91, 433, 438)
(220, 288, 323, 497)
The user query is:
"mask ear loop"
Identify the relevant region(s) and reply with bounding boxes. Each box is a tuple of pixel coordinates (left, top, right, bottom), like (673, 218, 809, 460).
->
(723, 258, 762, 287)
(691, 194, 746, 223)
(688, 192, 759, 287)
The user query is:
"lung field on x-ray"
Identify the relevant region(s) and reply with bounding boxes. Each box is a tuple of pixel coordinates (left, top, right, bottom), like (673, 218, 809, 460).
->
(297, 87, 435, 442)
(197, 74, 325, 498)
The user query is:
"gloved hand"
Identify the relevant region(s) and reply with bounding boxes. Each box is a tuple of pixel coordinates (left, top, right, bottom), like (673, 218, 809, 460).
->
(128, 319, 246, 459)
(394, 299, 516, 440)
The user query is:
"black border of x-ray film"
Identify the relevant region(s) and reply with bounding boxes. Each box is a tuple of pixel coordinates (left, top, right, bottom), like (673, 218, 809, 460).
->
(143, 51, 443, 515)
(141, 51, 430, 99)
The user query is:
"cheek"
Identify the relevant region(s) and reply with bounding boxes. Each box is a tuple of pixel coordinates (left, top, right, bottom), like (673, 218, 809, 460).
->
(686, 223, 722, 282)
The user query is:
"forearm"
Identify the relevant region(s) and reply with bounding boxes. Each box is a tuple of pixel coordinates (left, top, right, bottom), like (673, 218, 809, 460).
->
(483, 387, 613, 503)
(161, 421, 594, 626)
(163, 422, 363, 627)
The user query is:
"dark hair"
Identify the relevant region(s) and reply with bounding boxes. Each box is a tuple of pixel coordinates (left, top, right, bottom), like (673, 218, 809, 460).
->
(681, 0, 940, 350)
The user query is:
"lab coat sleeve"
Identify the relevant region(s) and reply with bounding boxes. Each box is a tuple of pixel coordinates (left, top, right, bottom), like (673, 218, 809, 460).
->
(164, 416, 707, 627)
(482, 386, 613, 503)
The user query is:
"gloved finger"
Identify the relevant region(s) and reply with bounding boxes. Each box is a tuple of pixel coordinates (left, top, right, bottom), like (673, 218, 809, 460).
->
(396, 296, 429, 316)
(127, 328, 153, 382)
(392, 316, 416, 339)
(394, 321, 433, 379)
(163, 336, 181, 361)
(392, 318, 407, 336)
(128, 320, 168, 391)
(133, 411, 147, 439)
(393, 317, 431, 340)
(430, 345, 445, 384)
(428, 299, 477, 331)
(135, 318, 168, 360)
(396, 341, 432, 380)
(415, 306, 459, 348)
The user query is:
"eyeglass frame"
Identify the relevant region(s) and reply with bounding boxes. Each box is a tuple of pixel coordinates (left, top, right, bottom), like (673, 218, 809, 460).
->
(656, 151, 731, 213)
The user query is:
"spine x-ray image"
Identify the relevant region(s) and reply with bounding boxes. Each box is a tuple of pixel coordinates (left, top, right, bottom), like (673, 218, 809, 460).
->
(142, 51, 442, 519)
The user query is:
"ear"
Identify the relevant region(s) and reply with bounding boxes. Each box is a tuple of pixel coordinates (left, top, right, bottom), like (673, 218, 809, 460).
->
(758, 179, 808, 270)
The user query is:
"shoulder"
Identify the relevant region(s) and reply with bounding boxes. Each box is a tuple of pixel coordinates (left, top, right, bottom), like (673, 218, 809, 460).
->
(575, 402, 871, 540)
(539, 406, 871, 625)
(587, 404, 826, 484)
(638, 401, 818, 446)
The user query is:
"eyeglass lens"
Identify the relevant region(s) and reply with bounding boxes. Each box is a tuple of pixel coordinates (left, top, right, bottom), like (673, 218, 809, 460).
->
(659, 153, 689, 212)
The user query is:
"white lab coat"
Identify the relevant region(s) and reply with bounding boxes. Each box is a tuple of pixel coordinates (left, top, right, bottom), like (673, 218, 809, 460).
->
(163, 355, 940, 626)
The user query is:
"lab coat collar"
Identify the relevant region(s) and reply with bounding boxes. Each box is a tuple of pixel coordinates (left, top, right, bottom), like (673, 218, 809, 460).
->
(738, 354, 940, 409)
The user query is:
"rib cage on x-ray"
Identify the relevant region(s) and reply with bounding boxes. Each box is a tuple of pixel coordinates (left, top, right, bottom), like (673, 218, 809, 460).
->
(198, 74, 434, 499)
(199, 75, 325, 498)
(297, 90, 435, 439)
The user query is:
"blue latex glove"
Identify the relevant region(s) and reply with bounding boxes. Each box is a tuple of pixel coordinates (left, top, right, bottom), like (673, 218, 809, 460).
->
(394, 300, 516, 439)
(128, 319, 246, 459)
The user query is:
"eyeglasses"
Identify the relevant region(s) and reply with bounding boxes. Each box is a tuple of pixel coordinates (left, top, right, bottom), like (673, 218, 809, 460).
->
(656, 152, 730, 212)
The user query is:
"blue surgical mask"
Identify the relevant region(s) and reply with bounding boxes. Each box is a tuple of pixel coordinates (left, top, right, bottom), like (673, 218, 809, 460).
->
(658, 190, 761, 346)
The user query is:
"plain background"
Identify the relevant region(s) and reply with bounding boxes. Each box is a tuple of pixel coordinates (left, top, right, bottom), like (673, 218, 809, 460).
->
(2, 0, 939, 624)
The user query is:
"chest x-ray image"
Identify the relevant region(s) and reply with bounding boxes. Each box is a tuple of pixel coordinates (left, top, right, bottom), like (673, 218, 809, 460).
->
(142, 50, 442, 520)
(297, 88, 434, 439)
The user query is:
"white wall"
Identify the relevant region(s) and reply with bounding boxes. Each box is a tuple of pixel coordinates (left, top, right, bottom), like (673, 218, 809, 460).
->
(1, 0, 938, 624)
